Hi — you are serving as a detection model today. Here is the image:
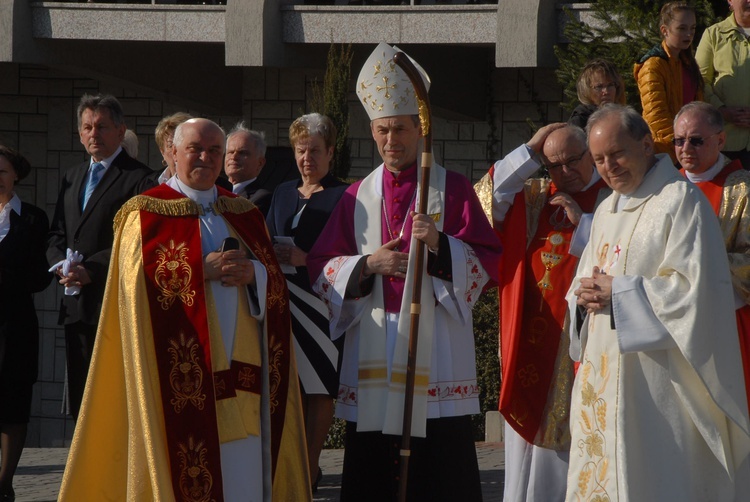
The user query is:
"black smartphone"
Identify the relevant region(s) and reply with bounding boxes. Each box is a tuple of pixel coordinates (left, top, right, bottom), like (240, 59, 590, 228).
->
(221, 237, 239, 252)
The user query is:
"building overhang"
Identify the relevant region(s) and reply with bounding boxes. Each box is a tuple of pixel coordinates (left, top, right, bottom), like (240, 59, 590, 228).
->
(30, 3, 225, 43)
(0, 0, 580, 68)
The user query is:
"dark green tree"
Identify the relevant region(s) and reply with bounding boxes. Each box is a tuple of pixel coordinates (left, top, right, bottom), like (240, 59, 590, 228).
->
(554, 0, 719, 114)
(310, 43, 354, 180)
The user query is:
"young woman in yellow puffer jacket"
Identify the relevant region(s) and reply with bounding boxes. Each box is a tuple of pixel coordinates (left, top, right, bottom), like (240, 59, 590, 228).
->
(635, 1, 704, 163)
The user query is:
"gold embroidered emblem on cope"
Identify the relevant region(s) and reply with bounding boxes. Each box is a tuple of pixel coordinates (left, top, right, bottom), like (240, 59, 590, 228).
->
(169, 333, 207, 413)
(268, 340, 283, 414)
(238, 367, 255, 389)
(177, 436, 215, 502)
(509, 406, 529, 427)
(527, 315, 549, 346)
(249, 242, 286, 310)
(154, 239, 196, 310)
(518, 363, 540, 387)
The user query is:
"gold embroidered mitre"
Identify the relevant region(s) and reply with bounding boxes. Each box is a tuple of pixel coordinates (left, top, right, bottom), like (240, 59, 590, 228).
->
(356, 42, 431, 121)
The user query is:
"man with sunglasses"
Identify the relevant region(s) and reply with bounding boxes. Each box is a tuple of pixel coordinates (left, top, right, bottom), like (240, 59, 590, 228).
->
(676, 100, 750, 411)
(474, 123, 609, 501)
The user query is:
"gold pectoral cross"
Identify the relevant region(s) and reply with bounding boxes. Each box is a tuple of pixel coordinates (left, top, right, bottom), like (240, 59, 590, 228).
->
(537, 232, 568, 309)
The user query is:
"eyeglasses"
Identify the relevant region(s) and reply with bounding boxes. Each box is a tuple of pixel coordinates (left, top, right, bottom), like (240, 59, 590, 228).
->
(545, 150, 588, 171)
(672, 133, 720, 148)
(591, 82, 617, 93)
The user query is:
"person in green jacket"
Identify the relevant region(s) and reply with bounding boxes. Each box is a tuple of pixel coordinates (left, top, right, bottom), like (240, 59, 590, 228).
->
(696, 0, 750, 167)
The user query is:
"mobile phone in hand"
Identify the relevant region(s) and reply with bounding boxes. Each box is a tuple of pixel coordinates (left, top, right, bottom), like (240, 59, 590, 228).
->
(221, 237, 239, 252)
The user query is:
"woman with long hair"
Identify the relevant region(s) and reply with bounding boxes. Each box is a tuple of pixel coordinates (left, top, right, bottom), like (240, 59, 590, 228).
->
(635, 1, 704, 162)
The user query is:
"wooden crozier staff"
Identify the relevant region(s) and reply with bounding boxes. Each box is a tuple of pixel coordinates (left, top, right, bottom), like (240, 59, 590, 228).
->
(393, 50, 433, 502)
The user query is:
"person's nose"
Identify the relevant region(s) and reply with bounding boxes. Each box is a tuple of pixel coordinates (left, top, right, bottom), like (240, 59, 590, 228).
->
(603, 157, 617, 172)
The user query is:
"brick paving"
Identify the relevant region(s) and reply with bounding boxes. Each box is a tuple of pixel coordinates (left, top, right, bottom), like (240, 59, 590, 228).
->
(13, 442, 504, 501)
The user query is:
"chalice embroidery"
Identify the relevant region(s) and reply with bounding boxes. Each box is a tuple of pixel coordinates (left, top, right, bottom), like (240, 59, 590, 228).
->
(538, 232, 566, 309)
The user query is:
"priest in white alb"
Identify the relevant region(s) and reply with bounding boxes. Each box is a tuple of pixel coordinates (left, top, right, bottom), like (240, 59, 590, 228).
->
(566, 104, 750, 501)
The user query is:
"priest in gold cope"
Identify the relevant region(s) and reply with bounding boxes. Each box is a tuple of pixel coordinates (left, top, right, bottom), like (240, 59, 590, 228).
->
(59, 118, 310, 502)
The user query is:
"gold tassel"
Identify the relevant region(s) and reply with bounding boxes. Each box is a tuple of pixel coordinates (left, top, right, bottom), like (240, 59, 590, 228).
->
(215, 195, 256, 214)
(114, 194, 258, 232)
(114, 196, 200, 231)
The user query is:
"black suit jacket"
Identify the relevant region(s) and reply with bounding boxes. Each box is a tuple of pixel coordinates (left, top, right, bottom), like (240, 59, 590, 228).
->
(47, 150, 151, 326)
(241, 179, 272, 216)
(137, 168, 166, 193)
(0, 202, 52, 381)
(266, 174, 348, 291)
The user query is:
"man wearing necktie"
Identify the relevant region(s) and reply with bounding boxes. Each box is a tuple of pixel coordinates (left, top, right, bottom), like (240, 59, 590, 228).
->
(47, 94, 151, 420)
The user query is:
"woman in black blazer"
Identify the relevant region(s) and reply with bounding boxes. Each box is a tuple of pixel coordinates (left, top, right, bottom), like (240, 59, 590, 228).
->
(0, 146, 52, 502)
(266, 113, 348, 490)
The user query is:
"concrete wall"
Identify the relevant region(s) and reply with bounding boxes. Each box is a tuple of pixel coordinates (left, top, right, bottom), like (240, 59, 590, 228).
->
(0, 60, 564, 446)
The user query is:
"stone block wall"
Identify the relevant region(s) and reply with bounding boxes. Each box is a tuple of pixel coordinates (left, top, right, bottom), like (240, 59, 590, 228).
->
(0, 60, 564, 447)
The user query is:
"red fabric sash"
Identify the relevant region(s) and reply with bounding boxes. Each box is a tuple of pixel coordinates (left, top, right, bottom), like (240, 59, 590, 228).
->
(498, 175, 607, 443)
(221, 202, 292, 479)
(681, 160, 750, 411)
(139, 183, 293, 497)
(214, 361, 263, 400)
(140, 206, 225, 501)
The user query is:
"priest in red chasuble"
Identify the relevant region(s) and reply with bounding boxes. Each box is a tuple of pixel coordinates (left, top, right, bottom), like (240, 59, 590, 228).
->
(474, 123, 610, 501)
(676, 101, 750, 411)
(59, 118, 310, 502)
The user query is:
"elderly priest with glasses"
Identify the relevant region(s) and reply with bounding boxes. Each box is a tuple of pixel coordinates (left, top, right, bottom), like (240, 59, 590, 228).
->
(474, 122, 610, 501)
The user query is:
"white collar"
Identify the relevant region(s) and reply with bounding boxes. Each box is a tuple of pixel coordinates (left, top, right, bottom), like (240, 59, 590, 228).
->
(683, 154, 729, 184)
(0, 193, 21, 235)
(157, 167, 172, 185)
(168, 175, 217, 208)
(91, 146, 122, 170)
(5, 193, 22, 215)
(231, 177, 257, 195)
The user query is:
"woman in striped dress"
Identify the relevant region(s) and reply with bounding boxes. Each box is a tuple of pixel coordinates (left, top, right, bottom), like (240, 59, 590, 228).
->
(266, 113, 348, 490)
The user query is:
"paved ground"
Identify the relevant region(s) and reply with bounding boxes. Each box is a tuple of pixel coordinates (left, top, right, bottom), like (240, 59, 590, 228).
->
(13, 442, 505, 501)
